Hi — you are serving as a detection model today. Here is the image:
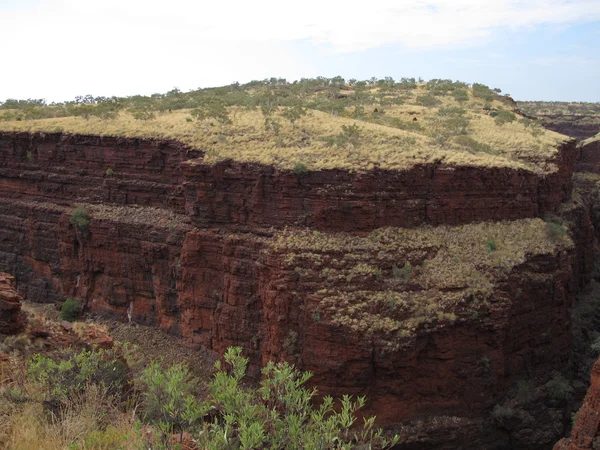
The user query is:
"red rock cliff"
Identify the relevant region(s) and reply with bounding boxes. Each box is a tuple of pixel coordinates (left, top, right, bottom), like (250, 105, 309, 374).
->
(0, 272, 25, 335)
(0, 131, 577, 231)
(0, 130, 587, 448)
(555, 357, 600, 450)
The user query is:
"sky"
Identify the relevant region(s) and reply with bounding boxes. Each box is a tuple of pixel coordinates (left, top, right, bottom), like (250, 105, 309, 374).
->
(0, 0, 599, 102)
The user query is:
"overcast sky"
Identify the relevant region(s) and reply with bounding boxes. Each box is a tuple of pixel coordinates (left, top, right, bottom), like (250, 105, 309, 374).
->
(1, 0, 599, 102)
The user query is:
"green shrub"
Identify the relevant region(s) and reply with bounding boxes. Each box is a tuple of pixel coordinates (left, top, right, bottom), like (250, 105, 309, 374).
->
(485, 237, 497, 253)
(105, 168, 114, 176)
(472, 83, 496, 102)
(416, 94, 441, 107)
(70, 206, 91, 231)
(493, 109, 517, 126)
(392, 262, 412, 281)
(27, 347, 128, 403)
(196, 347, 399, 449)
(139, 361, 207, 445)
(335, 123, 362, 148)
(60, 298, 81, 322)
(545, 373, 573, 402)
(293, 162, 308, 175)
(546, 221, 567, 240)
(452, 89, 469, 103)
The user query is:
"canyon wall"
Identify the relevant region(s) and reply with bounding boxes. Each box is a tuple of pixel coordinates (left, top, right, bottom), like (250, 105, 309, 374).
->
(554, 357, 600, 450)
(0, 132, 576, 231)
(533, 115, 600, 142)
(0, 272, 25, 335)
(577, 138, 600, 174)
(0, 130, 590, 448)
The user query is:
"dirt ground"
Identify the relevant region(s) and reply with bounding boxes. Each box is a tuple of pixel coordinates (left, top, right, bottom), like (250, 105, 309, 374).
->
(23, 301, 215, 379)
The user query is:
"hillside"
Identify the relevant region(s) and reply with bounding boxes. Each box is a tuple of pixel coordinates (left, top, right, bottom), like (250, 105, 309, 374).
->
(0, 79, 566, 174)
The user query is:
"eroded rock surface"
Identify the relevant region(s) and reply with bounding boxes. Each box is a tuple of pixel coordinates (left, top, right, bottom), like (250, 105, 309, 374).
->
(0, 272, 25, 335)
(0, 130, 588, 448)
(555, 358, 600, 450)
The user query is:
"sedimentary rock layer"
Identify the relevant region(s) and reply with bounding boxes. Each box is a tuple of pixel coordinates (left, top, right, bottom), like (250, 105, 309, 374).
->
(577, 138, 600, 174)
(0, 130, 588, 447)
(0, 196, 581, 426)
(0, 131, 577, 232)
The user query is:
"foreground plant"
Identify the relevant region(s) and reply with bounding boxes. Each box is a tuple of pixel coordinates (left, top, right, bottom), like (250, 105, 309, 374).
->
(197, 347, 399, 449)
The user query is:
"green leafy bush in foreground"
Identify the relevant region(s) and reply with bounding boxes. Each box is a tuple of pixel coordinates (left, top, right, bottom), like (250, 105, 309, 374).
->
(139, 346, 399, 449)
(14, 345, 398, 449)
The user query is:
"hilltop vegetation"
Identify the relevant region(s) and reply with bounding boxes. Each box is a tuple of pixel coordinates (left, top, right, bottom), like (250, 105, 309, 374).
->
(0, 77, 565, 174)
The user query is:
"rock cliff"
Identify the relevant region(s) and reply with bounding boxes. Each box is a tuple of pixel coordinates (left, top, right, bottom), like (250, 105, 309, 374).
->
(0, 130, 588, 448)
(0, 272, 25, 335)
(554, 358, 600, 450)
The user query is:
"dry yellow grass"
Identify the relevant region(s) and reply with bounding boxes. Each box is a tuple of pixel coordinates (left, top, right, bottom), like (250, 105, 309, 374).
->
(0, 85, 567, 174)
(0, 392, 144, 450)
(271, 218, 571, 348)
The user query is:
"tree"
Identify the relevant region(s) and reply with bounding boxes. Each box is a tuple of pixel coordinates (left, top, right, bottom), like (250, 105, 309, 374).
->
(281, 105, 307, 129)
(190, 98, 231, 131)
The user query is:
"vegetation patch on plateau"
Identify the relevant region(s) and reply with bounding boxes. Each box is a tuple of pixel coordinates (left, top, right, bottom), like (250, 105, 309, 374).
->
(272, 219, 572, 349)
(0, 77, 566, 174)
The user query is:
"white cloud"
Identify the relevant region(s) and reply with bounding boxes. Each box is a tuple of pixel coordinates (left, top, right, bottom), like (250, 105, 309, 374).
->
(0, 0, 599, 100)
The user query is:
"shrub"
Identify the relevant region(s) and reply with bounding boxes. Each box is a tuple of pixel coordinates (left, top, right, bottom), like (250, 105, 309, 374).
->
(547, 221, 567, 240)
(493, 109, 517, 126)
(60, 298, 81, 322)
(27, 347, 129, 403)
(491, 404, 515, 426)
(139, 361, 207, 445)
(472, 83, 496, 102)
(197, 347, 399, 449)
(485, 237, 497, 253)
(105, 167, 114, 176)
(416, 94, 441, 107)
(293, 162, 308, 175)
(545, 373, 573, 402)
(452, 89, 469, 103)
(335, 123, 362, 148)
(392, 262, 412, 281)
(130, 106, 156, 121)
(70, 205, 91, 231)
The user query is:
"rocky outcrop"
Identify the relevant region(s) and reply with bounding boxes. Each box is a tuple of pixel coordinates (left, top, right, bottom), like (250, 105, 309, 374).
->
(554, 358, 600, 450)
(577, 137, 600, 174)
(0, 272, 25, 334)
(0, 132, 577, 232)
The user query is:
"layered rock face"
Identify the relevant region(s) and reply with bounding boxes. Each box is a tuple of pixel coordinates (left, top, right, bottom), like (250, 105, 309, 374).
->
(0, 272, 25, 335)
(0, 132, 576, 231)
(534, 115, 600, 142)
(0, 130, 587, 447)
(554, 358, 600, 450)
(577, 138, 600, 174)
